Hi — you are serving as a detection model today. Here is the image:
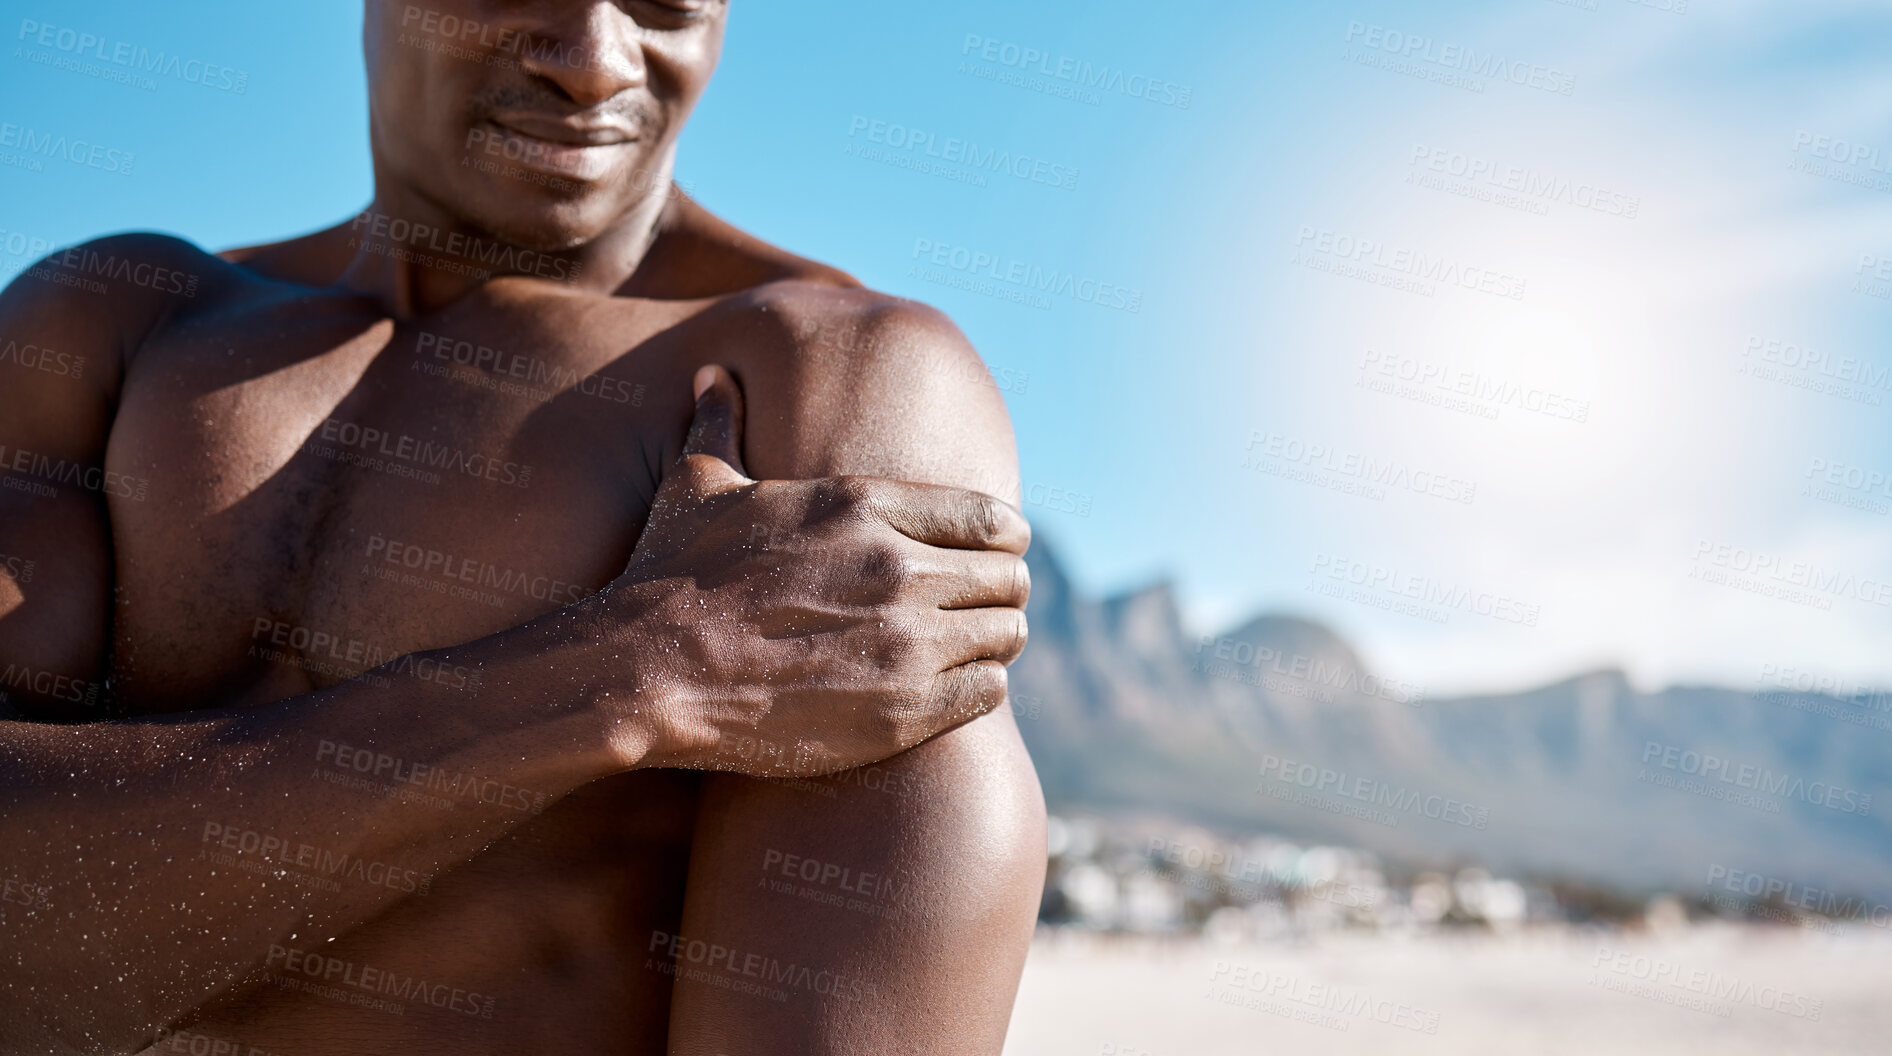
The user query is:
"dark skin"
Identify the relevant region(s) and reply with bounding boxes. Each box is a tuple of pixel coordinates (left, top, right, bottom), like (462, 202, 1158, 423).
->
(0, 2, 1044, 1053)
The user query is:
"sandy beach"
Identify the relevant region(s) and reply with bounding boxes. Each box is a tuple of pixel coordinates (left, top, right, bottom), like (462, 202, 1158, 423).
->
(1006, 925, 1889, 1055)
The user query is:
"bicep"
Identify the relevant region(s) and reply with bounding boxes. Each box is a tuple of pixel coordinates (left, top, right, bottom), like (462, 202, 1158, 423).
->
(668, 715, 1043, 1054)
(663, 298, 1046, 1054)
(0, 262, 128, 720)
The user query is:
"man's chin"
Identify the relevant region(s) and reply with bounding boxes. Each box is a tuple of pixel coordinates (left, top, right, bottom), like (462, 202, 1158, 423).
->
(447, 192, 618, 255)
(453, 168, 668, 254)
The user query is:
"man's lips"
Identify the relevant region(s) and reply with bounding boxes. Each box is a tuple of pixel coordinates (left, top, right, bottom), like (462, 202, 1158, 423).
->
(479, 115, 639, 181)
(488, 112, 637, 147)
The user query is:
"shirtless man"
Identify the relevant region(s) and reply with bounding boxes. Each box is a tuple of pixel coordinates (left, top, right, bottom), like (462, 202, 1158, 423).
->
(0, 2, 1044, 1052)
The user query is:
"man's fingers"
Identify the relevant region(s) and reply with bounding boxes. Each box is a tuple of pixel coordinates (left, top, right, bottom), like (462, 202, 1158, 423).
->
(877, 481, 1031, 554)
(934, 605, 1029, 668)
(922, 548, 1031, 610)
(647, 365, 751, 508)
(923, 660, 1010, 736)
(682, 364, 750, 478)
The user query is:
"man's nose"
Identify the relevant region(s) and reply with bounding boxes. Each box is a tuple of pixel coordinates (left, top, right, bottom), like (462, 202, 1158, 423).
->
(522, 2, 647, 106)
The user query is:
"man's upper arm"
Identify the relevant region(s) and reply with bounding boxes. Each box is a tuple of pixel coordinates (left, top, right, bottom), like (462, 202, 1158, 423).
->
(0, 236, 168, 719)
(663, 287, 1046, 1054)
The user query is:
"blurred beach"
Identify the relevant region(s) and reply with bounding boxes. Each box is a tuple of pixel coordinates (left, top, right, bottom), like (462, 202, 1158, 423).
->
(1007, 925, 1889, 1055)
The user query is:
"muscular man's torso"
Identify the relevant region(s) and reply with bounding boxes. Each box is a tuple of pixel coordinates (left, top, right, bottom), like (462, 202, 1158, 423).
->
(102, 209, 867, 1053)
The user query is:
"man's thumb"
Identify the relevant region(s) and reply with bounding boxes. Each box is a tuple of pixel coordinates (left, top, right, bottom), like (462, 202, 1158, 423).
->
(682, 364, 748, 477)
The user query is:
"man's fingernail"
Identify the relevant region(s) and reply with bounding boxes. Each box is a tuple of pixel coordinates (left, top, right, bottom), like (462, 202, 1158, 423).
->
(693, 365, 719, 401)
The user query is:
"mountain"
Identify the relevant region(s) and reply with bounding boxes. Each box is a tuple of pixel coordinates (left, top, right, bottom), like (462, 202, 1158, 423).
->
(1009, 538, 1892, 901)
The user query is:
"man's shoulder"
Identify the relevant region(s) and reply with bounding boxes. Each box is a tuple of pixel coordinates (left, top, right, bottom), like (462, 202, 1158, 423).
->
(7, 231, 237, 311)
(708, 277, 995, 412)
(693, 277, 1017, 496)
(38, 230, 218, 269)
(738, 279, 970, 360)
(0, 232, 250, 386)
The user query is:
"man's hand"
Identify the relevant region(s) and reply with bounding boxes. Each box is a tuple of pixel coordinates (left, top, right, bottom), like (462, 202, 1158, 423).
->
(593, 365, 1030, 776)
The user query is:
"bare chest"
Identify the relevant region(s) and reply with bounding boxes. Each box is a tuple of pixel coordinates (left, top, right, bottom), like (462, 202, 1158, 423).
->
(102, 288, 697, 712)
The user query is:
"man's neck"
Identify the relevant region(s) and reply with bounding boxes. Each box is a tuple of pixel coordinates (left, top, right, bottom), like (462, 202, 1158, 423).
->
(338, 164, 676, 317)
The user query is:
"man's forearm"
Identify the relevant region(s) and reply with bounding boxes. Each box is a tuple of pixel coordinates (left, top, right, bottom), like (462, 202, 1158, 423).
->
(0, 620, 627, 1053)
(0, 363, 1034, 1053)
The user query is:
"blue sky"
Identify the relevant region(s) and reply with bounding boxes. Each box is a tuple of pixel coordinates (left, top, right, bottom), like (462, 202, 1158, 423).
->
(4, 0, 1890, 695)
